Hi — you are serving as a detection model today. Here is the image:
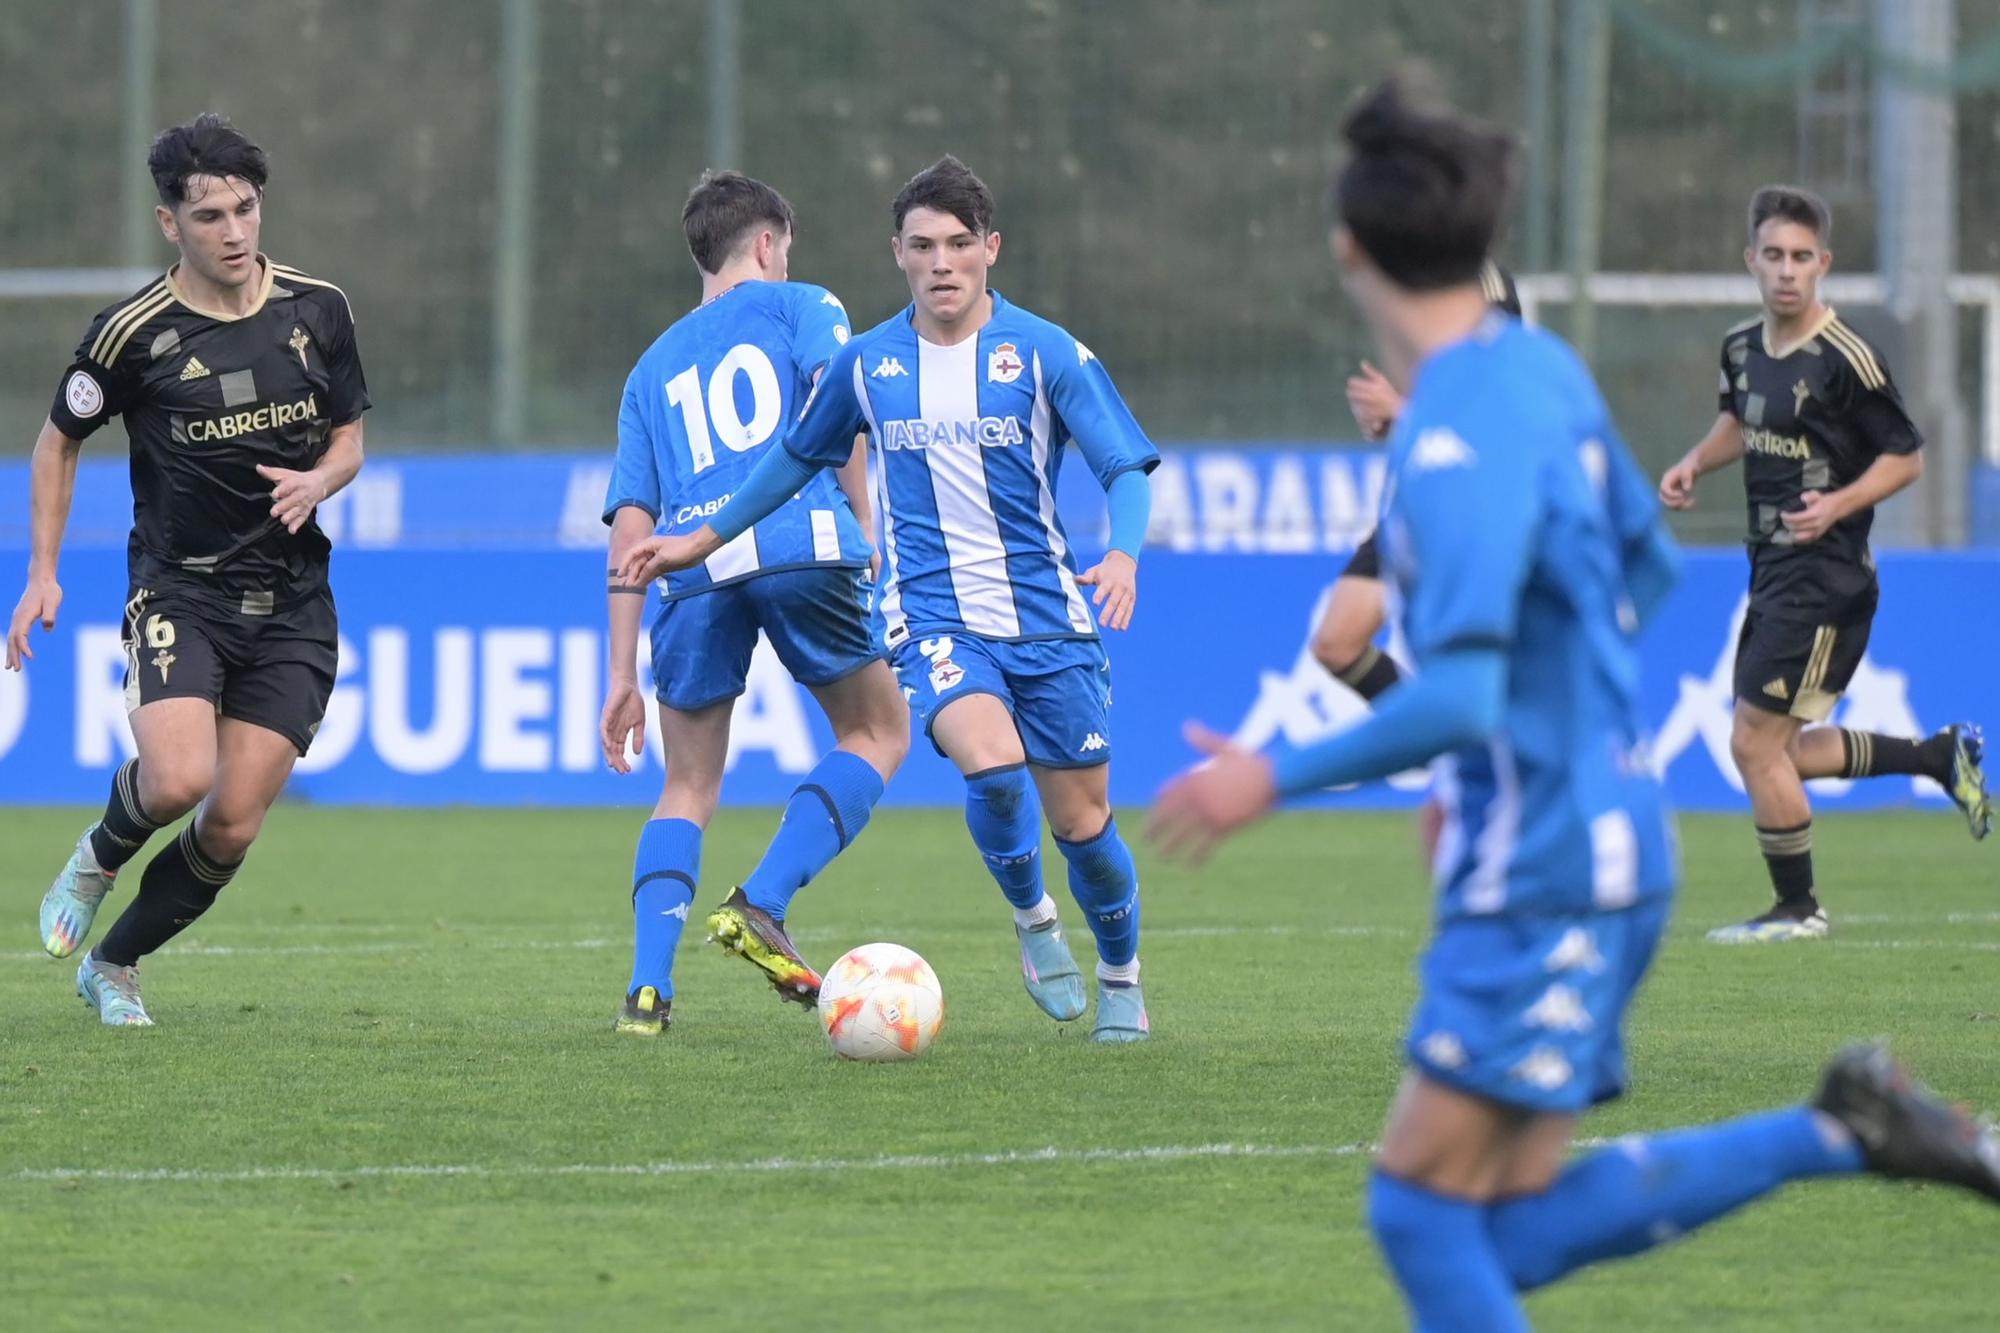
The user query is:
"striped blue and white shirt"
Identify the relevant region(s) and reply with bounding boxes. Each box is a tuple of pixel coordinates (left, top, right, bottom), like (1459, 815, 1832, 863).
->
(782, 292, 1158, 645)
(604, 280, 871, 602)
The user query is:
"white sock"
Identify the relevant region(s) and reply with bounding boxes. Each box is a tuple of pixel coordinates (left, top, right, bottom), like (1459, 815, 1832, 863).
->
(1097, 958, 1140, 987)
(1012, 894, 1059, 930)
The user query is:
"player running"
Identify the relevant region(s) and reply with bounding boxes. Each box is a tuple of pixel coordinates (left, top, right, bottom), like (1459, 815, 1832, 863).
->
(9, 115, 369, 1026)
(622, 156, 1158, 1043)
(1659, 185, 1991, 943)
(1313, 260, 1520, 699)
(600, 172, 908, 1035)
(1151, 78, 2000, 1331)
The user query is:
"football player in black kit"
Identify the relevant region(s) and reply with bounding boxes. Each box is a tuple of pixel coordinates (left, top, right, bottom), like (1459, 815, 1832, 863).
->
(1312, 259, 1521, 696)
(6, 114, 370, 1023)
(1659, 185, 1989, 943)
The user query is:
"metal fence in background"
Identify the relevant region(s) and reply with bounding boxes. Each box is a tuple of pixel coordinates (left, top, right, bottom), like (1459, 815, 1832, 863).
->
(4, 0, 1999, 543)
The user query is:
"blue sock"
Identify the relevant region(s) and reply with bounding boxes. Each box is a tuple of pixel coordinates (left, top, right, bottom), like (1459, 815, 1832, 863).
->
(742, 750, 885, 923)
(1055, 816, 1140, 968)
(1368, 1172, 1529, 1333)
(1487, 1106, 1863, 1291)
(628, 818, 700, 999)
(964, 764, 1045, 911)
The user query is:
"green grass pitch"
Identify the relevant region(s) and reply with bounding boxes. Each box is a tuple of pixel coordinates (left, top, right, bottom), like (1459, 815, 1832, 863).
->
(3, 805, 1996, 1330)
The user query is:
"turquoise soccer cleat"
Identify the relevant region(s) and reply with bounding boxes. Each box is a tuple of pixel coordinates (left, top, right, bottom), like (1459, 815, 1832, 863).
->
(1015, 919, 1087, 1021)
(39, 827, 118, 959)
(76, 955, 154, 1027)
(1707, 902, 1830, 943)
(1091, 981, 1150, 1044)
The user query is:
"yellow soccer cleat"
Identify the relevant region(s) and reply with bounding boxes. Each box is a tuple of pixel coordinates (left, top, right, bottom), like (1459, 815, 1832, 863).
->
(706, 888, 821, 1007)
(613, 985, 671, 1036)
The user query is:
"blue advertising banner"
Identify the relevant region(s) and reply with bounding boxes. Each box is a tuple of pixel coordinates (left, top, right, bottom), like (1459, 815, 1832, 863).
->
(0, 544, 1985, 813)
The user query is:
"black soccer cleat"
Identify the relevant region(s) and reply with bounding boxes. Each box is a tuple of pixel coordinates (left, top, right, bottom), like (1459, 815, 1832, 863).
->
(1812, 1042, 2000, 1203)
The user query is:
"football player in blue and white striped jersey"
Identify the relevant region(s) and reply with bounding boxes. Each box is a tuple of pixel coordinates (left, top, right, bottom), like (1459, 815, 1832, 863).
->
(625, 157, 1159, 1043)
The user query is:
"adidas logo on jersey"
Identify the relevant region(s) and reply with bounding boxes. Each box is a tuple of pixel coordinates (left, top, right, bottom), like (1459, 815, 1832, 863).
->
(1409, 428, 1475, 472)
(1079, 733, 1108, 753)
(179, 356, 212, 381)
(871, 356, 908, 378)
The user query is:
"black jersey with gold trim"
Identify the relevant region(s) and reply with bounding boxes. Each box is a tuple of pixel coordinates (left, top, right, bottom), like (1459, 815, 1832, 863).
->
(1478, 259, 1523, 319)
(1715, 308, 1920, 615)
(49, 256, 370, 612)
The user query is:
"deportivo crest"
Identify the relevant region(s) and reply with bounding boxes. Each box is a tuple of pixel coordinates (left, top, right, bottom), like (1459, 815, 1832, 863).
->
(988, 342, 1024, 383)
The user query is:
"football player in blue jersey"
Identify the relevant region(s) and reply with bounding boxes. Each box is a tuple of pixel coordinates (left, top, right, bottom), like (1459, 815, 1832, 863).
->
(600, 172, 909, 1034)
(623, 156, 1159, 1043)
(1152, 79, 1999, 1330)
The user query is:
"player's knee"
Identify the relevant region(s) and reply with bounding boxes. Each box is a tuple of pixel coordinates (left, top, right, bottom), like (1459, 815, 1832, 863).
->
(195, 807, 264, 863)
(1730, 716, 1784, 774)
(138, 764, 212, 821)
(1046, 795, 1112, 844)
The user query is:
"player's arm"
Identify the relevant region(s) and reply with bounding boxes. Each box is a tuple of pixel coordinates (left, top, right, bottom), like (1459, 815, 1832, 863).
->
(620, 342, 866, 585)
(832, 434, 878, 578)
(1782, 368, 1925, 545)
(6, 418, 86, 670)
(600, 376, 665, 772)
(1150, 424, 1536, 863)
(1659, 411, 1744, 510)
(261, 291, 371, 533)
(1050, 341, 1158, 632)
(1597, 434, 1682, 632)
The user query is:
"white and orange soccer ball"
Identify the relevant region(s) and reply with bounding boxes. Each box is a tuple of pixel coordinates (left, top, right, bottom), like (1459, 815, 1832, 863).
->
(818, 942, 944, 1061)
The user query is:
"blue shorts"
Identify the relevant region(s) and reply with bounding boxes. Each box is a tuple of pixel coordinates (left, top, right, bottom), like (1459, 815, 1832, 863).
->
(889, 633, 1112, 769)
(650, 567, 880, 712)
(1404, 898, 1672, 1115)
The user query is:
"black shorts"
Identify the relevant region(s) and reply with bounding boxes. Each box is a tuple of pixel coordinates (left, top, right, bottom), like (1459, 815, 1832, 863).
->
(1732, 587, 1877, 723)
(1341, 530, 1383, 581)
(121, 586, 338, 755)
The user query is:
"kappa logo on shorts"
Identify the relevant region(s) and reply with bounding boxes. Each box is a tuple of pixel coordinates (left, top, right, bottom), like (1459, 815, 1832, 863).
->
(1543, 927, 1605, 974)
(1510, 1046, 1574, 1091)
(1523, 984, 1594, 1034)
(1418, 1031, 1467, 1070)
(1079, 733, 1108, 753)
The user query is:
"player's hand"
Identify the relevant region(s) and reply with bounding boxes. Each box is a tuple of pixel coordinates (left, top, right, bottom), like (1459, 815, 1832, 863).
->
(600, 677, 647, 774)
(1345, 361, 1402, 442)
(1781, 489, 1844, 545)
(1076, 550, 1138, 631)
(1659, 457, 1701, 510)
(620, 529, 720, 585)
(256, 463, 328, 534)
(1147, 721, 1277, 865)
(868, 546, 883, 583)
(6, 574, 61, 671)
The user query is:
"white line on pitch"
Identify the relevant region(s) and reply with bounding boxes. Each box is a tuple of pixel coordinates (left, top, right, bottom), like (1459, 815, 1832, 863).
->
(10, 1141, 1364, 1185)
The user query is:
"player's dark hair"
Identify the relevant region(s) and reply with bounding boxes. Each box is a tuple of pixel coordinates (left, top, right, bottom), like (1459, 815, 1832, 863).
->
(892, 155, 995, 235)
(148, 113, 268, 208)
(681, 170, 795, 275)
(1748, 185, 1832, 246)
(1330, 77, 1515, 292)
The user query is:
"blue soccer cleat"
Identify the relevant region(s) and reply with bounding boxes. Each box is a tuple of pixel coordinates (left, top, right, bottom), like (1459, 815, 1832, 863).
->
(39, 827, 118, 959)
(76, 955, 153, 1027)
(1016, 919, 1087, 1021)
(1091, 981, 1150, 1044)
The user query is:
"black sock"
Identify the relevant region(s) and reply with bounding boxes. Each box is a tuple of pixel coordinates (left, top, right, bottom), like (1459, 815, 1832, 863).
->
(1840, 729, 1953, 784)
(94, 825, 239, 967)
(88, 759, 164, 873)
(1756, 821, 1816, 911)
(1334, 646, 1402, 702)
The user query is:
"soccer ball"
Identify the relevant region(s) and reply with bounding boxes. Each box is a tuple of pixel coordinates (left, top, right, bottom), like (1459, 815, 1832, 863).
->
(818, 942, 944, 1062)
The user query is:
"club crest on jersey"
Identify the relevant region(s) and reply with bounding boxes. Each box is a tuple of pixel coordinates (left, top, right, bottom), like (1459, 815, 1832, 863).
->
(988, 342, 1024, 383)
(289, 326, 312, 370)
(1793, 378, 1811, 415)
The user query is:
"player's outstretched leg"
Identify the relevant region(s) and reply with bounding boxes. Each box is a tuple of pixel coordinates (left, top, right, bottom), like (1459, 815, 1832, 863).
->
(618, 818, 700, 1035)
(39, 759, 166, 958)
(1813, 722, 1992, 841)
(81, 824, 238, 1025)
(1938, 724, 1993, 841)
(965, 762, 1086, 1021)
(1484, 1043, 1997, 1293)
(1053, 816, 1147, 1044)
(710, 747, 888, 1008)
